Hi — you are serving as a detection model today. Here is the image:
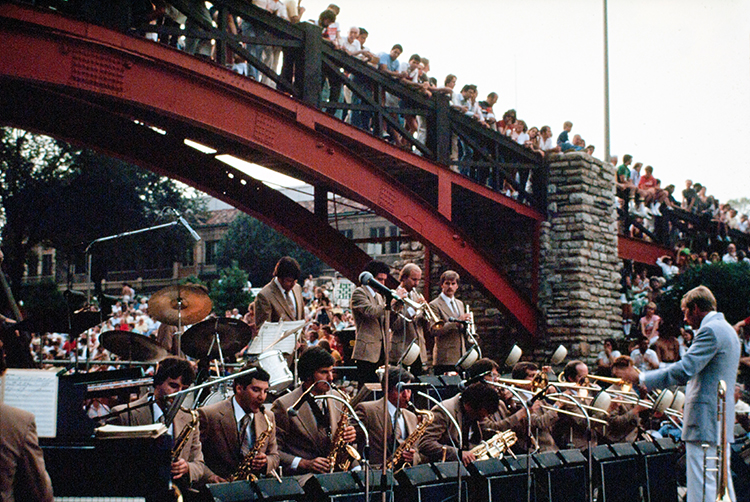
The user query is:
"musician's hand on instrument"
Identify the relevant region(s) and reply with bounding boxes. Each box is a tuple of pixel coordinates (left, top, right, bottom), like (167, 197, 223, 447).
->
(541, 365, 552, 374)
(301, 457, 330, 473)
(401, 448, 416, 464)
(342, 425, 357, 443)
(529, 399, 543, 414)
(208, 474, 227, 484)
(251, 452, 268, 471)
(171, 458, 189, 479)
(461, 450, 476, 466)
(458, 313, 471, 321)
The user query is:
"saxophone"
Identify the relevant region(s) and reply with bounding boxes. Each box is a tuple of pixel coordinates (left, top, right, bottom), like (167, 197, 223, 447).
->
(172, 408, 199, 462)
(327, 394, 361, 472)
(230, 406, 274, 482)
(387, 405, 434, 471)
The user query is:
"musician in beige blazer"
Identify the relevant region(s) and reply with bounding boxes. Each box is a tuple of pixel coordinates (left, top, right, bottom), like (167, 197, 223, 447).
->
(354, 368, 422, 468)
(198, 366, 279, 482)
(429, 270, 471, 374)
(390, 264, 429, 375)
(0, 337, 53, 502)
(255, 257, 305, 329)
(110, 357, 207, 485)
(351, 261, 390, 385)
(270, 347, 356, 476)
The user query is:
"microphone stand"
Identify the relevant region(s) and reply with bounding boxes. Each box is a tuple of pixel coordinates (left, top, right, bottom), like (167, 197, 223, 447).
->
(380, 293, 393, 502)
(416, 391, 463, 502)
(491, 382, 535, 502)
(313, 394, 370, 502)
(547, 392, 594, 502)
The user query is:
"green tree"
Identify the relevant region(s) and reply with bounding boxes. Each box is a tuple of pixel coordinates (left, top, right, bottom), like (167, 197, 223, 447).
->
(657, 262, 750, 332)
(216, 213, 326, 286)
(210, 261, 253, 314)
(727, 197, 750, 216)
(0, 128, 206, 297)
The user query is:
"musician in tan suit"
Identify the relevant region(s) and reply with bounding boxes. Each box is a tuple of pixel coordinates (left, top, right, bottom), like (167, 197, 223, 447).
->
(354, 368, 421, 468)
(391, 264, 429, 376)
(602, 356, 647, 444)
(111, 357, 207, 486)
(0, 337, 54, 502)
(255, 257, 305, 329)
(351, 261, 390, 385)
(429, 270, 471, 375)
(198, 365, 279, 482)
(551, 360, 605, 450)
(271, 346, 356, 476)
(418, 382, 499, 465)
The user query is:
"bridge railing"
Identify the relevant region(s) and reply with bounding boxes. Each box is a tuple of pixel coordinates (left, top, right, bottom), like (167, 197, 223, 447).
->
(23, 0, 546, 212)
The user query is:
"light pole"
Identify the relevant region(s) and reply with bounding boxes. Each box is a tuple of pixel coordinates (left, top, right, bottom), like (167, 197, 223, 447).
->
(603, 0, 611, 163)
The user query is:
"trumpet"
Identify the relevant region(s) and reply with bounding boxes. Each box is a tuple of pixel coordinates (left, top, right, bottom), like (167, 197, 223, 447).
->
(400, 294, 444, 329)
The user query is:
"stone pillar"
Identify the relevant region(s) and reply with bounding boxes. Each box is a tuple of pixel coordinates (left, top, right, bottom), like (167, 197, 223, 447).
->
(539, 152, 621, 365)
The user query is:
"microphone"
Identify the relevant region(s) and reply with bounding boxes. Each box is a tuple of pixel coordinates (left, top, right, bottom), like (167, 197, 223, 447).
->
(448, 317, 469, 324)
(358, 271, 402, 300)
(287, 380, 328, 416)
(179, 216, 201, 242)
(457, 369, 492, 391)
(396, 382, 433, 389)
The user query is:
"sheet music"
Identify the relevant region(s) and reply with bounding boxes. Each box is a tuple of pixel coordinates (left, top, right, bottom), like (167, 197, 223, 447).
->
(0, 369, 59, 437)
(247, 320, 305, 354)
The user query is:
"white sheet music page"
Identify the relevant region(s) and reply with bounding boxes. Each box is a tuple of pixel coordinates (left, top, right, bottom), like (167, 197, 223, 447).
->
(248, 320, 305, 354)
(0, 368, 59, 437)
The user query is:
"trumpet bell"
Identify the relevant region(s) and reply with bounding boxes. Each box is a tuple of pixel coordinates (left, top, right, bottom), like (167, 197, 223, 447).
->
(550, 345, 568, 365)
(457, 344, 481, 370)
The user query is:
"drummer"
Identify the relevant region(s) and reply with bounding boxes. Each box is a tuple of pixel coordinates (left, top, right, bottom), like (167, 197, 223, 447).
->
(255, 257, 305, 329)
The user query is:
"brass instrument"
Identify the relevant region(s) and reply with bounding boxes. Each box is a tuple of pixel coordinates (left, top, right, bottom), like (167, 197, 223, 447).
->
(230, 406, 274, 482)
(327, 393, 361, 472)
(715, 380, 731, 502)
(387, 405, 434, 471)
(171, 408, 199, 463)
(422, 298, 444, 330)
(171, 408, 199, 502)
(469, 430, 518, 460)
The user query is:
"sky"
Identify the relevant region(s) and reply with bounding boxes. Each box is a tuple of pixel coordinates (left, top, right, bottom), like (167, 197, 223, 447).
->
(294, 0, 750, 204)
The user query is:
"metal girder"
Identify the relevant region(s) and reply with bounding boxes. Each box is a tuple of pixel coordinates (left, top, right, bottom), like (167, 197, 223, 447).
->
(0, 4, 541, 335)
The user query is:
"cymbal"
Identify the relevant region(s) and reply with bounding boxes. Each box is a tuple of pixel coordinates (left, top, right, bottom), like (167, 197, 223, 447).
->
(100, 330, 168, 362)
(147, 284, 212, 325)
(181, 317, 254, 360)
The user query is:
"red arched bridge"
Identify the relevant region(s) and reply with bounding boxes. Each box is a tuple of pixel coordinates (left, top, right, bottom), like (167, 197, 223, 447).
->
(0, 1, 672, 337)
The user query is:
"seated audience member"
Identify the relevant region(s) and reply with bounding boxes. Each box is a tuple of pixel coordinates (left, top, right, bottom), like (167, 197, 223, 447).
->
(639, 302, 661, 344)
(513, 120, 530, 145)
(498, 109, 516, 135)
(596, 338, 621, 377)
(652, 326, 681, 366)
(478, 92, 499, 127)
(557, 121, 583, 152)
(629, 336, 660, 371)
(538, 126, 561, 154)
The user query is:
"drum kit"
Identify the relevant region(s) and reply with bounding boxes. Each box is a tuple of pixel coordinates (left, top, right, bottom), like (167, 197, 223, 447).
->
(99, 284, 294, 407)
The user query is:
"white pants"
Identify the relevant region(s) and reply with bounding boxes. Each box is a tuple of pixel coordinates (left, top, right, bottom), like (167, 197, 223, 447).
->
(685, 441, 735, 502)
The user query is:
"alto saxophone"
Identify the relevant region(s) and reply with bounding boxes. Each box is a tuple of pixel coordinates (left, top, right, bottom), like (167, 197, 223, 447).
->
(172, 408, 199, 462)
(327, 394, 361, 472)
(387, 405, 434, 471)
(230, 406, 274, 482)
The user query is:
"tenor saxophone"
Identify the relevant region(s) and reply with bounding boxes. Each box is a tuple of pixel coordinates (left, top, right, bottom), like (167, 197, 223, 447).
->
(469, 430, 518, 460)
(326, 395, 361, 472)
(230, 406, 274, 482)
(387, 405, 433, 471)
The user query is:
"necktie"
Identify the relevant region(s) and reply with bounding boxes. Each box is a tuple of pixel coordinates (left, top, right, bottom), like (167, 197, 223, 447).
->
(286, 291, 295, 313)
(451, 300, 459, 316)
(239, 414, 253, 456)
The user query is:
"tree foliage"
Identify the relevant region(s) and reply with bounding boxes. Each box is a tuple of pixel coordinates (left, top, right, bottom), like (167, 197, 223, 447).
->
(727, 197, 750, 216)
(216, 213, 326, 286)
(657, 262, 750, 332)
(209, 261, 253, 314)
(0, 128, 205, 297)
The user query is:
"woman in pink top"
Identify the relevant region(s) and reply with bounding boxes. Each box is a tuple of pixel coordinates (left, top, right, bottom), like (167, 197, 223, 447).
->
(639, 301, 661, 344)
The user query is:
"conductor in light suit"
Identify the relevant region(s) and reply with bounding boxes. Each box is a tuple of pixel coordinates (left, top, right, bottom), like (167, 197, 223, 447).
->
(621, 286, 740, 502)
(254, 256, 305, 330)
(429, 270, 471, 375)
(351, 260, 390, 386)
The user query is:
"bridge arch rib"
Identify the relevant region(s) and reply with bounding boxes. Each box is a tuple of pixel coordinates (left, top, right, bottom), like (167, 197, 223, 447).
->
(0, 4, 540, 335)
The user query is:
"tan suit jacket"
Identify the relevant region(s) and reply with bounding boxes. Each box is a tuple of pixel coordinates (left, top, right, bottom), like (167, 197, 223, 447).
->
(111, 395, 207, 484)
(354, 397, 421, 468)
(429, 296, 466, 366)
(351, 286, 386, 364)
(270, 385, 346, 475)
(417, 394, 493, 463)
(602, 384, 641, 444)
(197, 398, 279, 479)
(390, 289, 429, 365)
(0, 403, 54, 502)
(255, 280, 304, 329)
